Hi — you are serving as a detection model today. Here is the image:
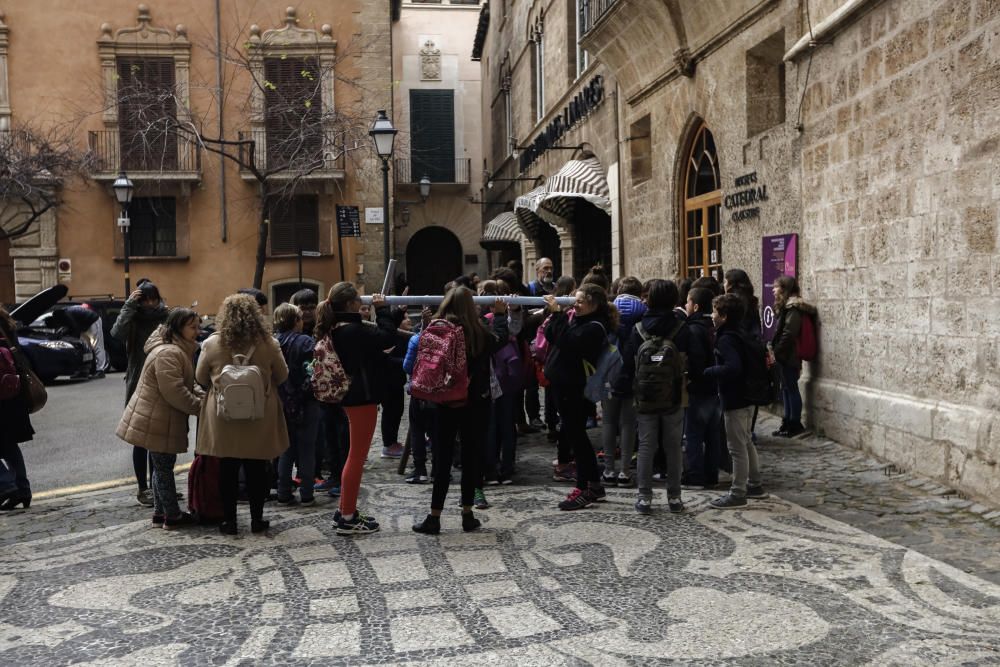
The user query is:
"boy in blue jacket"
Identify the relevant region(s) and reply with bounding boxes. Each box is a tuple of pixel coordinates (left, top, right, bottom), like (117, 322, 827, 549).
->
(703, 294, 767, 509)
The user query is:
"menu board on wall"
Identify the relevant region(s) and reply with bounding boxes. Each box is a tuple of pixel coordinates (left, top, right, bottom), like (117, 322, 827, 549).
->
(761, 233, 798, 342)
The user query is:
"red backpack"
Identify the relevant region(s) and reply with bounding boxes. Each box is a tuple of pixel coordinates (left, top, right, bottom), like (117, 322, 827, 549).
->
(797, 312, 818, 362)
(410, 319, 469, 406)
(0, 341, 21, 401)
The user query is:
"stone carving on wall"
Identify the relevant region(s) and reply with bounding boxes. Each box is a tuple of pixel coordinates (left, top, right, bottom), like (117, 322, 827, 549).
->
(420, 39, 441, 81)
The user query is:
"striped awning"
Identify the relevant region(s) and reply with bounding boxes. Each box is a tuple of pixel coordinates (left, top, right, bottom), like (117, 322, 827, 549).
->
(480, 212, 523, 250)
(537, 155, 612, 226)
(514, 185, 549, 240)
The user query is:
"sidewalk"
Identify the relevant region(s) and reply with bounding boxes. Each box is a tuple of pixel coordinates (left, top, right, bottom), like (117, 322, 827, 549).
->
(0, 413, 998, 665)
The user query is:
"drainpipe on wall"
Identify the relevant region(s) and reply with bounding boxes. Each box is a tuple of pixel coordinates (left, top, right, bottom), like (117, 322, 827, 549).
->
(215, 0, 228, 242)
(613, 82, 625, 275)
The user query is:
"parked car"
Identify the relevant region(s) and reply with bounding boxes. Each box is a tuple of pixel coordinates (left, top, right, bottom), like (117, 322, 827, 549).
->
(9, 285, 94, 383)
(65, 295, 128, 371)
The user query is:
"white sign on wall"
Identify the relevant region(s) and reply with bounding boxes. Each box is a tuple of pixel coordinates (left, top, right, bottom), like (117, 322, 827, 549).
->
(365, 208, 384, 225)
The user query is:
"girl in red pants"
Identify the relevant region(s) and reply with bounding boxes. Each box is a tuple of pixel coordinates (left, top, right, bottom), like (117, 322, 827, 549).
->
(315, 284, 398, 535)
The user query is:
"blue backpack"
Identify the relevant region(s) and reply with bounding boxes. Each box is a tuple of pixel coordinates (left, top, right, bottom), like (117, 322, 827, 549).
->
(583, 323, 622, 403)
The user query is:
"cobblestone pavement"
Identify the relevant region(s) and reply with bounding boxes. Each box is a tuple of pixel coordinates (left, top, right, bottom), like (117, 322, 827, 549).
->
(0, 412, 998, 665)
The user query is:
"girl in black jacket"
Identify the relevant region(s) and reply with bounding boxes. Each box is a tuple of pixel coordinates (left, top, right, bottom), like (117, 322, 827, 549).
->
(0, 307, 33, 510)
(413, 286, 509, 534)
(542, 284, 612, 511)
(316, 283, 397, 535)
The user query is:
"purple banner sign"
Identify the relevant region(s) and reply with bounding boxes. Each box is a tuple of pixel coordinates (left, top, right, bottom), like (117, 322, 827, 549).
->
(761, 233, 798, 342)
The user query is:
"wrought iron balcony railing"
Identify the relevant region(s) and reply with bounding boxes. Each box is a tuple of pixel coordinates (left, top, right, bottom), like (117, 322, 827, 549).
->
(88, 130, 201, 181)
(393, 157, 471, 185)
(580, 0, 619, 36)
(237, 129, 345, 179)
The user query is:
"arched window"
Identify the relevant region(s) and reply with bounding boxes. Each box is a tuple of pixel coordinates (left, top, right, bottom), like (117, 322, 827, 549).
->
(681, 122, 722, 280)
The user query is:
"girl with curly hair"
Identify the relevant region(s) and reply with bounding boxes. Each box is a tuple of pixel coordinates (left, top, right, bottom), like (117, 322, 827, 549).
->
(195, 294, 289, 535)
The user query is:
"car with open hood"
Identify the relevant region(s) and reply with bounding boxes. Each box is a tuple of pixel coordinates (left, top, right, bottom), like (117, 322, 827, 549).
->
(9, 285, 95, 383)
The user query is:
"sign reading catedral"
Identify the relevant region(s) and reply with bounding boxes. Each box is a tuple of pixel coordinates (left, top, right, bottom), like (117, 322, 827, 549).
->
(724, 171, 768, 222)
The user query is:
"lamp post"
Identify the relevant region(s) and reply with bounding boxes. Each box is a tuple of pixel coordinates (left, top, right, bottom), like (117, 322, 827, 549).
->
(369, 109, 398, 271)
(112, 171, 135, 296)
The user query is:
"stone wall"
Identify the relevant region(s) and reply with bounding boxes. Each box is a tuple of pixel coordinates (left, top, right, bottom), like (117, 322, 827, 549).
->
(798, 0, 1000, 503)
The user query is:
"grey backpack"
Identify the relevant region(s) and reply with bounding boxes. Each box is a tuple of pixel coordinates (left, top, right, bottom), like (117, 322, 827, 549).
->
(632, 321, 686, 414)
(215, 345, 267, 421)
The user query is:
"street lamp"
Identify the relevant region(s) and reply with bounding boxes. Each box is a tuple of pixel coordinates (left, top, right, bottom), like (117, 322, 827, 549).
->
(418, 174, 431, 201)
(369, 109, 398, 270)
(112, 171, 135, 296)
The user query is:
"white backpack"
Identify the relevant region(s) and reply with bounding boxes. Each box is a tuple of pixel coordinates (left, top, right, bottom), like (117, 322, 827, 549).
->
(215, 345, 267, 421)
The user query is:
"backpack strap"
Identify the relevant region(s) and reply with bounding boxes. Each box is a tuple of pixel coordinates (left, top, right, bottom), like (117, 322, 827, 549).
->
(635, 322, 649, 342)
(233, 344, 256, 366)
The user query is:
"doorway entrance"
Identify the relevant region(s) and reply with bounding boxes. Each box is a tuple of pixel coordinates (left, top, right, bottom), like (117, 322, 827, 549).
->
(406, 226, 463, 295)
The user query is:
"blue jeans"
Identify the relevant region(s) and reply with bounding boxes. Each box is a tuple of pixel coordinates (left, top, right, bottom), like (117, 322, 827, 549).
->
(278, 400, 321, 501)
(486, 392, 517, 479)
(780, 362, 803, 422)
(684, 394, 723, 485)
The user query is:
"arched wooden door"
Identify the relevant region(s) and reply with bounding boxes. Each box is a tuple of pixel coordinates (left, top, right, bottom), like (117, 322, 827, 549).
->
(681, 123, 722, 280)
(406, 226, 463, 295)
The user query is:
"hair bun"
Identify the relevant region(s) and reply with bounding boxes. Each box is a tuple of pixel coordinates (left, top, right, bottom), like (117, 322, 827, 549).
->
(589, 265, 606, 276)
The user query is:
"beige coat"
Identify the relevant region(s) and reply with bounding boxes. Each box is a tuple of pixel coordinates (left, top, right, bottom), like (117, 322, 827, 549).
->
(194, 332, 289, 460)
(116, 327, 203, 454)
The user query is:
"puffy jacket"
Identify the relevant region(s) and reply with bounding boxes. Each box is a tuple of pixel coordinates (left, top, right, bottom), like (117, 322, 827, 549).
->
(116, 326, 202, 454)
(614, 309, 690, 397)
(704, 322, 751, 411)
(614, 294, 647, 343)
(543, 310, 608, 388)
(771, 297, 817, 367)
(329, 308, 398, 407)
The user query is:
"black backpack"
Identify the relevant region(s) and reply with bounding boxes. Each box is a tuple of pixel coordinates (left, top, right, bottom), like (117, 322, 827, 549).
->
(633, 320, 686, 414)
(740, 332, 779, 406)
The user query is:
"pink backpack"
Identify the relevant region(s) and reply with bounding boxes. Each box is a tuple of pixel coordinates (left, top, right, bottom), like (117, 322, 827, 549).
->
(410, 319, 469, 406)
(0, 345, 20, 400)
(531, 309, 574, 363)
(310, 330, 350, 404)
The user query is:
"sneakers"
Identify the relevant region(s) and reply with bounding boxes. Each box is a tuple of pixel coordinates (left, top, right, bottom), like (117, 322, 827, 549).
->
(336, 512, 380, 535)
(151, 513, 165, 526)
(136, 489, 154, 507)
(299, 496, 316, 507)
(314, 478, 337, 492)
(499, 476, 514, 485)
(553, 463, 576, 482)
(710, 493, 748, 509)
(485, 479, 501, 486)
(746, 485, 769, 499)
(590, 485, 607, 503)
(772, 419, 789, 437)
(668, 497, 685, 514)
(652, 472, 666, 482)
(381, 443, 404, 459)
(412, 514, 441, 535)
(784, 421, 806, 437)
(617, 473, 634, 488)
(462, 511, 482, 532)
(405, 471, 429, 484)
(327, 486, 342, 498)
(601, 471, 618, 487)
(559, 487, 597, 511)
(634, 497, 652, 515)
(276, 496, 299, 506)
(474, 488, 490, 510)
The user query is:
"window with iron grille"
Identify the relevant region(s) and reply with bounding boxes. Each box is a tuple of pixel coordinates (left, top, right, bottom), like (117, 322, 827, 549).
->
(268, 195, 319, 255)
(264, 57, 323, 171)
(116, 57, 177, 171)
(128, 197, 177, 257)
(410, 90, 455, 182)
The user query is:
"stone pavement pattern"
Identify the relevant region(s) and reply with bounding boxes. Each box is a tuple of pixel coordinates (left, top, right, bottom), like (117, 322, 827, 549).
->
(0, 415, 999, 665)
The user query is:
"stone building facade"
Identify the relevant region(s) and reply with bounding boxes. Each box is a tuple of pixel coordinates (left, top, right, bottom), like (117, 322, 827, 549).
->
(392, 0, 486, 295)
(481, 0, 1000, 503)
(0, 1, 393, 311)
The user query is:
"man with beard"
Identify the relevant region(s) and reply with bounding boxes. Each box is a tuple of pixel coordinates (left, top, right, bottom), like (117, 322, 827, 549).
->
(112, 279, 168, 506)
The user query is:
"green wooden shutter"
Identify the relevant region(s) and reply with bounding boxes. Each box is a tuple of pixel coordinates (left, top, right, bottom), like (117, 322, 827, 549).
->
(269, 195, 319, 255)
(264, 57, 322, 171)
(409, 89, 454, 182)
(117, 57, 177, 170)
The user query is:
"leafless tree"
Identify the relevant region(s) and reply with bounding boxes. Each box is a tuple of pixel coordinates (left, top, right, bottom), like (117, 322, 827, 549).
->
(0, 125, 91, 242)
(110, 7, 386, 288)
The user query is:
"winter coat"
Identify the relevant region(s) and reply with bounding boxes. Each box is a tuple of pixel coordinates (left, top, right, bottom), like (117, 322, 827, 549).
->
(704, 322, 751, 411)
(276, 330, 315, 396)
(329, 308, 398, 407)
(111, 298, 168, 403)
(614, 294, 647, 343)
(194, 332, 289, 460)
(772, 296, 818, 367)
(116, 326, 202, 454)
(736, 296, 762, 339)
(0, 328, 33, 446)
(614, 308, 690, 397)
(543, 310, 608, 389)
(681, 312, 715, 398)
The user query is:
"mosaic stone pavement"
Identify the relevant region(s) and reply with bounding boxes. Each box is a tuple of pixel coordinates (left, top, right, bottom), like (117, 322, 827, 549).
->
(1, 416, 1000, 665)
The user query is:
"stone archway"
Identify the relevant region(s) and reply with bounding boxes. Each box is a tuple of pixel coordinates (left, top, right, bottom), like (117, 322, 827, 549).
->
(406, 225, 463, 295)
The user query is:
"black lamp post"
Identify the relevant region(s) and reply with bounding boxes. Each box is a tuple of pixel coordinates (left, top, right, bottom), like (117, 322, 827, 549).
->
(369, 109, 398, 271)
(112, 171, 135, 296)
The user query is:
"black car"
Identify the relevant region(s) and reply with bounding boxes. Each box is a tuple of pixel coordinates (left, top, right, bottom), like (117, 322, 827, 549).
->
(10, 285, 95, 383)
